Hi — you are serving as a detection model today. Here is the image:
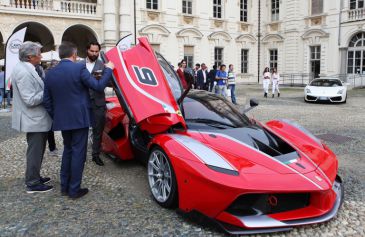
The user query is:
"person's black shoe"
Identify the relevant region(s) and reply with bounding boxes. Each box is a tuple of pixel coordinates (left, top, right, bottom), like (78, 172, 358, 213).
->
(278, 93, 280, 97)
(69, 188, 89, 199)
(40, 177, 51, 184)
(61, 191, 68, 196)
(26, 184, 53, 193)
(92, 156, 104, 166)
(264, 92, 267, 98)
(272, 94, 274, 98)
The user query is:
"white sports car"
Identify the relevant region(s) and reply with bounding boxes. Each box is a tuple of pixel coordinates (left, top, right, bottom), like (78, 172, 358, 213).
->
(304, 78, 347, 103)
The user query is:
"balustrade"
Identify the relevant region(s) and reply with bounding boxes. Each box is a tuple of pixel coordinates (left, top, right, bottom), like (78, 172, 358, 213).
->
(348, 8, 365, 21)
(6, 0, 97, 16)
(10, 0, 53, 10)
(60, 1, 96, 15)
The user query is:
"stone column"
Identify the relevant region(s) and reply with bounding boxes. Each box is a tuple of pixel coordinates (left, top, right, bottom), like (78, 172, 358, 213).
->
(102, 0, 118, 50)
(339, 47, 348, 75)
(119, 0, 133, 39)
(0, 0, 10, 6)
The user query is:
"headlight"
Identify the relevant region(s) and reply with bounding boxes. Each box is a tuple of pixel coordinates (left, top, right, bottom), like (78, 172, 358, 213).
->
(337, 89, 344, 94)
(306, 88, 311, 93)
(172, 134, 239, 176)
(207, 165, 239, 176)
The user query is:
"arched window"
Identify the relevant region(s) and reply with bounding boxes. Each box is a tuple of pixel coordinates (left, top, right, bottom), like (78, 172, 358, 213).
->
(347, 32, 365, 74)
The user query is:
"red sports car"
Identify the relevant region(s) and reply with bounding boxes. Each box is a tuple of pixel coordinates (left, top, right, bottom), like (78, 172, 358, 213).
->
(101, 38, 344, 234)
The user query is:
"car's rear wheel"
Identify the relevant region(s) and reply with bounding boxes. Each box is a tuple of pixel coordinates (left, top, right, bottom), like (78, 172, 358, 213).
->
(147, 147, 178, 208)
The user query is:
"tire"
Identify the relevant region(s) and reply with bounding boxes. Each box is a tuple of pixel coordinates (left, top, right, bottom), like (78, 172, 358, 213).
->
(147, 147, 178, 208)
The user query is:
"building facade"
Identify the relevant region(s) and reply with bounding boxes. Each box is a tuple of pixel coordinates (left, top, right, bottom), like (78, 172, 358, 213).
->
(0, 0, 365, 83)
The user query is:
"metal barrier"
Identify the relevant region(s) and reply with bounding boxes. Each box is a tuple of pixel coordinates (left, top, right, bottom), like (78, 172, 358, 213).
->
(280, 73, 365, 88)
(327, 74, 365, 88)
(279, 73, 314, 87)
(346, 74, 365, 88)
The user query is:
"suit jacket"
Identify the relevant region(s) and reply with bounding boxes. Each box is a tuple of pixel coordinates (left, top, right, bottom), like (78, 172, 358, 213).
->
(196, 69, 208, 89)
(43, 59, 112, 131)
(208, 69, 217, 83)
(79, 59, 107, 107)
(11, 62, 52, 132)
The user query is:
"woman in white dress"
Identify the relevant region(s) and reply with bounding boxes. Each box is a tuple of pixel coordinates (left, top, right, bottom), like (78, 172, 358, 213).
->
(271, 67, 280, 98)
(262, 67, 271, 98)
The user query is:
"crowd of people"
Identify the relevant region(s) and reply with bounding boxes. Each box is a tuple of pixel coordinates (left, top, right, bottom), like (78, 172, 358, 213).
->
(176, 60, 238, 105)
(10, 41, 114, 199)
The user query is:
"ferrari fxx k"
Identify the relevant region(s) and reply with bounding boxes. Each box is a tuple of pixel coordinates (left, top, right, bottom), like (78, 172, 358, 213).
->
(101, 38, 344, 234)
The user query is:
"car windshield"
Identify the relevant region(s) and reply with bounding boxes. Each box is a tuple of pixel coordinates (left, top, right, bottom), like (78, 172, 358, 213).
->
(310, 79, 342, 87)
(183, 92, 251, 128)
(156, 52, 182, 101)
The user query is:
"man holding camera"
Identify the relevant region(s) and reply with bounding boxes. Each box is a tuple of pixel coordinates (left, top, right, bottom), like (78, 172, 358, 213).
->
(80, 41, 109, 166)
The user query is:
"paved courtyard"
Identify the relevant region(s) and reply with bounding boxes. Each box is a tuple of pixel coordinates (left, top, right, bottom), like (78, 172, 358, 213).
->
(0, 84, 364, 236)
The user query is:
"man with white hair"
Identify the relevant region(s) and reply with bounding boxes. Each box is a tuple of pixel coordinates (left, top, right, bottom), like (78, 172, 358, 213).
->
(11, 41, 53, 193)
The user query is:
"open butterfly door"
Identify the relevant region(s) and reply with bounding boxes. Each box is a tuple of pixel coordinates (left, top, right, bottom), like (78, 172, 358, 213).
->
(105, 37, 186, 134)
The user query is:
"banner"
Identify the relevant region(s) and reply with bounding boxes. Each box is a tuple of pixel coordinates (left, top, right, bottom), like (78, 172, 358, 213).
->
(5, 27, 27, 90)
(116, 34, 133, 52)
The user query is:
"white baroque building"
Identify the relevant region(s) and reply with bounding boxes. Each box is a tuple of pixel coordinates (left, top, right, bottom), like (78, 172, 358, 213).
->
(1, 0, 365, 83)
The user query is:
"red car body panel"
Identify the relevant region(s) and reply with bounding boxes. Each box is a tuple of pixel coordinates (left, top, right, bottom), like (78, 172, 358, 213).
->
(102, 97, 134, 160)
(105, 38, 186, 134)
(101, 38, 343, 234)
(265, 120, 338, 182)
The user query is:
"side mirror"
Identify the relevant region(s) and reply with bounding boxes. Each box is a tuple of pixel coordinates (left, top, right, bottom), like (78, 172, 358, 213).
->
(242, 98, 259, 113)
(250, 99, 259, 108)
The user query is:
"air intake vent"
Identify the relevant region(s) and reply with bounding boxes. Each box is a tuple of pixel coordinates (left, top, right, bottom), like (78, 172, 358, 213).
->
(226, 193, 310, 216)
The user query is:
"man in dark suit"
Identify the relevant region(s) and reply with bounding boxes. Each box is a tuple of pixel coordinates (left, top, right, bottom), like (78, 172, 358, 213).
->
(79, 42, 109, 166)
(208, 65, 218, 92)
(196, 63, 209, 90)
(43, 42, 114, 199)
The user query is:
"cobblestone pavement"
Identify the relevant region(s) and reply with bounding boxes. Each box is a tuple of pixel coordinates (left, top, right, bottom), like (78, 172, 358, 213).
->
(0, 85, 364, 236)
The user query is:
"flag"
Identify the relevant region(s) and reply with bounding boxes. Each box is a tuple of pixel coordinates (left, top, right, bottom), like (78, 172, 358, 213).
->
(5, 27, 27, 90)
(116, 34, 133, 52)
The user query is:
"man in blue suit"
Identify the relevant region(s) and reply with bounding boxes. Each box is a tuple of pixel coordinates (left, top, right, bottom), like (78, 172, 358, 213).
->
(43, 42, 114, 199)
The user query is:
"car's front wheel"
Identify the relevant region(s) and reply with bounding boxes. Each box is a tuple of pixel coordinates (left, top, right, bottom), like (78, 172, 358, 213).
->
(147, 147, 178, 208)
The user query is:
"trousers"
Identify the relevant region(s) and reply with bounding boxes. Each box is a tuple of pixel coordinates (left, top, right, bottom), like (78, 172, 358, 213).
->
(91, 105, 106, 158)
(272, 80, 280, 94)
(263, 79, 270, 93)
(25, 132, 48, 186)
(60, 127, 88, 196)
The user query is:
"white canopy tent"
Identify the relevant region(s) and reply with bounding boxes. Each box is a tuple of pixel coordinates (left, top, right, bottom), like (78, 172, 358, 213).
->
(41, 50, 60, 61)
